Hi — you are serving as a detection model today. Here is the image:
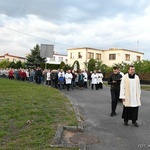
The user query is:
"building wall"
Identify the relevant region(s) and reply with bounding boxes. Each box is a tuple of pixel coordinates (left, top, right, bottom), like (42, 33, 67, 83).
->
(0, 54, 26, 62)
(67, 47, 144, 70)
(68, 48, 90, 70)
(103, 49, 144, 66)
(67, 48, 104, 69)
(46, 54, 68, 64)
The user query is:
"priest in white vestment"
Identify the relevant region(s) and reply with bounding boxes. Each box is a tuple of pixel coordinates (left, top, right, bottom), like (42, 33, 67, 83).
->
(120, 65, 141, 127)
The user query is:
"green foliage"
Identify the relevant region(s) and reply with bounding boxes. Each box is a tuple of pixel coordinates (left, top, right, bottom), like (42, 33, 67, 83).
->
(88, 58, 96, 71)
(0, 59, 10, 68)
(8, 61, 15, 68)
(133, 60, 150, 74)
(0, 60, 26, 69)
(26, 44, 46, 67)
(113, 60, 150, 74)
(100, 64, 109, 73)
(40, 63, 60, 70)
(21, 62, 26, 68)
(63, 64, 72, 71)
(105, 60, 150, 80)
(15, 61, 22, 69)
(84, 61, 88, 70)
(60, 61, 66, 69)
(95, 60, 103, 70)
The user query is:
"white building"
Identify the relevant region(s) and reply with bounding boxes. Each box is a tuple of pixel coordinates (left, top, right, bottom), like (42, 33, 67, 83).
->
(46, 53, 68, 64)
(0, 53, 26, 62)
(67, 47, 144, 69)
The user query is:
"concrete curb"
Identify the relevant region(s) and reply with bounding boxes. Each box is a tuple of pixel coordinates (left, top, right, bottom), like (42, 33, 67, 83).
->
(51, 93, 86, 149)
(51, 125, 63, 145)
(51, 125, 86, 149)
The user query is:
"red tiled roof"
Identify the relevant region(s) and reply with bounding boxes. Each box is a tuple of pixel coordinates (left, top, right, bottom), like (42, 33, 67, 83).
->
(1, 53, 26, 59)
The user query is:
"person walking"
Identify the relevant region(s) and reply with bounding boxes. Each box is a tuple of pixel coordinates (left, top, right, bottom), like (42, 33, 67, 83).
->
(97, 70, 103, 89)
(88, 71, 92, 86)
(108, 67, 122, 117)
(78, 70, 84, 90)
(65, 70, 73, 91)
(58, 73, 65, 90)
(91, 70, 98, 90)
(120, 65, 141, 127)
(83, 70, 88, 88)
(46, 69, 51, 87)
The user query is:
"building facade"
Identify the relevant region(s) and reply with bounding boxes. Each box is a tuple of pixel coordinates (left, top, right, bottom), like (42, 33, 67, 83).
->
(46, 53, 68, 65)
(67, 47, 144, 69)
(0, 53, 26, 63)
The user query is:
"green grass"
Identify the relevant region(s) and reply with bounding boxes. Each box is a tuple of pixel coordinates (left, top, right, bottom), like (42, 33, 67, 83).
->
(141, 85, 150, 91)
(104, 81, 150, 91)
(0, 78, 78, 150)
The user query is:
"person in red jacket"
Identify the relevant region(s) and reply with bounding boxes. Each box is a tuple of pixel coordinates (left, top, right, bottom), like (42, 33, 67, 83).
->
(21, 69, 26, 81)
(8, 68, 14, 79)
(18, 69, 22, 80)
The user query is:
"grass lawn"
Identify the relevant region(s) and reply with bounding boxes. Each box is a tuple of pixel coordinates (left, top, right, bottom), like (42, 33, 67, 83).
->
(141, 85, 150, 91)
(0, 78, 78, 150)
(103, 81, 150, 91)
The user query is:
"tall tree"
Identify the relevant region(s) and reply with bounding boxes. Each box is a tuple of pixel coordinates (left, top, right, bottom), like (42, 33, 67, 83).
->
(88, 58, 96, 72)
(26, 44, 46, 67)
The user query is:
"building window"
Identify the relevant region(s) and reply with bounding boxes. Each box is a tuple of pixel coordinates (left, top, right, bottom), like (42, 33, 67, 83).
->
(70, 53, 74, 59)
(137, 56, 141, 61)
(78, 52, 82, 58)
(88, 52, 94, 59)
(50, 56, 55, 61)
(125, 54, 130, 61)
(96, 53, 101, 60)
(109, 54, 116, 60)
(59, 57, 63, 62)
(7, 58, 9, 61)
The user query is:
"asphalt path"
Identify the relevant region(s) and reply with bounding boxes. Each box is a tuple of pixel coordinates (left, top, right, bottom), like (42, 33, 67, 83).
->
(62, 85, 150, 150)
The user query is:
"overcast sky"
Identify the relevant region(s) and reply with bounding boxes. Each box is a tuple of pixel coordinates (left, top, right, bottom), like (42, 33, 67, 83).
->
(0, 0, 150, 60)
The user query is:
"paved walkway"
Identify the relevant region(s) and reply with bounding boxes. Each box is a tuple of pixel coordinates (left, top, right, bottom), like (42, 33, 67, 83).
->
(63, 85, 150, 150)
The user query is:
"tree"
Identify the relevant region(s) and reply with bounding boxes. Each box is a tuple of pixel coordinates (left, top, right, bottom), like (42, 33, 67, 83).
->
(95, 60, 103, 70)
(83, 61, 88, 70)
(8, 61, 16, 68)
(88, 58, 96, 72)
(26, 44, 46, 67)
(60, 61, 66, 69)
(63, 64, 72, 71)
(0, 59, 10, 68)
(15, 61, 22, 69)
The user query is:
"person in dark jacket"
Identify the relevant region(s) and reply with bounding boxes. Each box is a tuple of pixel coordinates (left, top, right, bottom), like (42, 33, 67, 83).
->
(78, 70, 84, 90)
(36, 67, 42, 84)
(108, 67, 122, 117)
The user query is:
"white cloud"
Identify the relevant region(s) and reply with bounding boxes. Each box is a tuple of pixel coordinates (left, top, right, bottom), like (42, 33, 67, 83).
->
(0, 1, 150, 60)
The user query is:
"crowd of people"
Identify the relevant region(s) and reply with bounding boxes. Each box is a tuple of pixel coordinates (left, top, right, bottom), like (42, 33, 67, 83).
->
(0, 65, 141, 127)
(0, 67, 104, 91)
